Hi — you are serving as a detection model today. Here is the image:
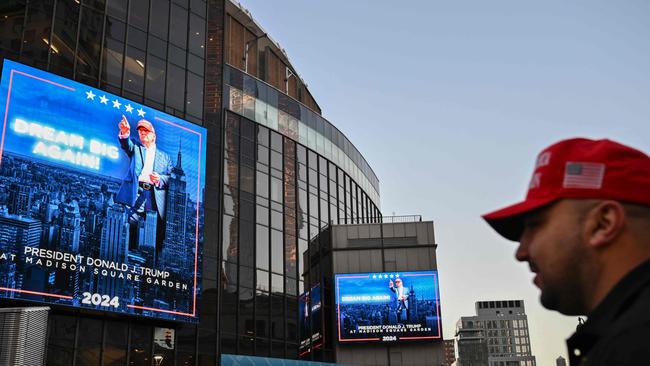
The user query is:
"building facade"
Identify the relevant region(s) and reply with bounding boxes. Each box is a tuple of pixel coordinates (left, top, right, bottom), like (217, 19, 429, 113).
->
(443, 339, 456, 366)
(456, 300, 536, 366)
(323, 220, 444, 366)
(0, 0, 381, 365)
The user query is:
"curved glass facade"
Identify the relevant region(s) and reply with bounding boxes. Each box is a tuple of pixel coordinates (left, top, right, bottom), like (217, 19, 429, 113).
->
(223, 66, 380, 206)
(220, 109, 380, 361)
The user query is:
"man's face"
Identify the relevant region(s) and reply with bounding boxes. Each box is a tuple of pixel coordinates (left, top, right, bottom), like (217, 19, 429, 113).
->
(138, 127, 155, 146)
(517, 200, 591, 315)
(395, 280, 403, 288)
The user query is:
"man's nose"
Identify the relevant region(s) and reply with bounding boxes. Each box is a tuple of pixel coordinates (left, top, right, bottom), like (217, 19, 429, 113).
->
(515, 233, 530, 262)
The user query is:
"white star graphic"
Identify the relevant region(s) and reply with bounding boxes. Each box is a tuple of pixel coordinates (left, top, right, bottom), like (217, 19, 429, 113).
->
(112, 99, 122, 109)
(99, 95, 108, 104)
(137, 108, 146, 117)
(85, 90, 96, 100)
(125, 104, 134, 113)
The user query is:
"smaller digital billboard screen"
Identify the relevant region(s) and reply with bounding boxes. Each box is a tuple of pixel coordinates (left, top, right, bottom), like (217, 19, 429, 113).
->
(335, 271, 442, 343)
(299, 284, 323, 356)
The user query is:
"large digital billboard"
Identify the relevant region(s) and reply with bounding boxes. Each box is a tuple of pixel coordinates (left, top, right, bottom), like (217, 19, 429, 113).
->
(299, 284, 323, 356)
(335, 271, 442, 343)
(0, 60, 206, 322)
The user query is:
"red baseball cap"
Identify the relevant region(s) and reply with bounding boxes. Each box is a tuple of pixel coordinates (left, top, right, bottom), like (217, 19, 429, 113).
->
(136, 119, 155, 133)
(483, 138, 650, 241)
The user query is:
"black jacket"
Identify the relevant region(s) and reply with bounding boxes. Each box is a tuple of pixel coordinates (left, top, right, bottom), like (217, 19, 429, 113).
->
(566, 260, 650, 365)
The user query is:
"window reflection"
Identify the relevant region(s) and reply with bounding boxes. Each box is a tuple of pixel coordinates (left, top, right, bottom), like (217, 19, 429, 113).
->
(77, 7, 103, 81)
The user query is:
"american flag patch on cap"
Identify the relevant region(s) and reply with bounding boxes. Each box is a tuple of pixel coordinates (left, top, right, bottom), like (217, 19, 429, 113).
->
(563, 162, 605, 189)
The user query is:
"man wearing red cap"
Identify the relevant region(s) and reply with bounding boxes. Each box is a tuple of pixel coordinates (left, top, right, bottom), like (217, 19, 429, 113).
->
(483, 138, 650, 365)
(116, 115, 172, 256)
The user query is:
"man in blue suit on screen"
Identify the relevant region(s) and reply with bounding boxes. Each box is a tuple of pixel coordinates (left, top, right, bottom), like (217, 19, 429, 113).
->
(116, 115, 172, 257)
(389, 278, 409, 323)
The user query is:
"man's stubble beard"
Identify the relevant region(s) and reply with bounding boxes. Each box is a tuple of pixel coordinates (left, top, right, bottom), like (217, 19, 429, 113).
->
(539, 230, 592, 316)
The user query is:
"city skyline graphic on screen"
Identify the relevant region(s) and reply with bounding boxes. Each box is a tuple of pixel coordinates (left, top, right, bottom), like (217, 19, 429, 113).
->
(0, 60, 206, 322)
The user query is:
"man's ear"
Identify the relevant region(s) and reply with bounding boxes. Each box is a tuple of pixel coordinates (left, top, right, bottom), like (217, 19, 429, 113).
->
(584, 200, 626, 248)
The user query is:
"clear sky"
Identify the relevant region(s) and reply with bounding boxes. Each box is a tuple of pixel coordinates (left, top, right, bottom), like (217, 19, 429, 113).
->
(237, 1, 650, 364)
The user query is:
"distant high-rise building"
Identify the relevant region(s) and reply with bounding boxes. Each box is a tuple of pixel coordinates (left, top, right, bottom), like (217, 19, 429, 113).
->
(57, 200, 81, 253)
(556, 356, 567, 366)
(162, 145, 188, 270)
(457, 300, 536, 366)
(0, 214, 42, 291)
(456, 317, 489, 366)
(99, 204, 130, 298)
(8, 182, 32, 215)
(443, 339, 457, 366)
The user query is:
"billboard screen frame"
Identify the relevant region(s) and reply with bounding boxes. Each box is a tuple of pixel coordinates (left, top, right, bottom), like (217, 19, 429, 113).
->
(335, 270, 442, 344)
(0, 59, 206, 323)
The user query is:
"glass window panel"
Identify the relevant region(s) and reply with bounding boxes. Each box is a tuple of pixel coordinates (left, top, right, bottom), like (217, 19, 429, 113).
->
(229, 86, 243, 114)
(271, 296, 284, 341)
(278, 110, 290, 137)
(267, 105, 278, 131)
(271, 229, 283, 274)
(76, 7, 103, 82)
(284, 234, 296, 276)
(241, 165, 254, 194)
(222, 214, 237, 263)
(185, 54, 203, 78)
(270, 151, 282, 171)
(127, 25, 146, 50)
(243, 93, 255, 120)
(239, 265, 254, 291)
(168, 43, 186, 67)
(298, 123, 308, 145)
(165, 63, 185, 111)
(186, 72, 203, 117)
(256, 225, 269, 271)
(271, 209, 282, 230)
(256, 205, 269, 226)
(307, 126, 316, 150)
(0, 3, 23, 57)
(129, 0, 149, 30)
(170, 4, 188, 48)
(102, 38, 124, 85)
(256, 171, 269, 198)
(103, 321, 127, 366)
(46, 314, 76, 366)
(188, 13, 205, 56)
(190, 0, 206, 17)
(129, 324, 152, 365)
(271, 273, 284, 294)
(145, 55, 165, 103)
(257, 145, 269, 167)
(76, 318, 102, 366)
(270, 177, 282, 203)
(287, 117, 299, 141)
(255, 98, 268, 126)
(107, 0, 127, 20)
(255, 290, 270, 336)
(50, 0, 79, 78)
(124, 46, 145, 94)
(149, 0, 169, 39)
(256, 270, 269, 291)
(105, 16, 126, 40)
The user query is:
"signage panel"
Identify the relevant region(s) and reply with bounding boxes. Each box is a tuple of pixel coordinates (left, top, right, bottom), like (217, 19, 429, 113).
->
(335, 271, 442, 343)
(299, 284, 323, 356)
(0, 60, 206, 322)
